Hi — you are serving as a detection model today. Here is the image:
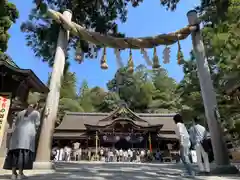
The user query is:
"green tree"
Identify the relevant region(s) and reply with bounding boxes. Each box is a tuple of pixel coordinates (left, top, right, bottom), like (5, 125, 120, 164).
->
(149, 67, 178, 113)
(107, 65, 177, 113)
(21, 0, 144, 68)
(46, 71, 84, 125)
(60, 72, 77, 99)
(0, 0, 19, 53)
(78, 80, 95, 112)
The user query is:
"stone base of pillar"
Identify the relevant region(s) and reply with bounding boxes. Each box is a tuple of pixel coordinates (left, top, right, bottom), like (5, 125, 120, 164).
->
(33, 161, 56, 170)
(211, 165, 239, 175)
(0, 157, 6, 168)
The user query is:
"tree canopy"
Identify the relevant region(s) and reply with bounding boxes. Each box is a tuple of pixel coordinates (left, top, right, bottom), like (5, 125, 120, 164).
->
(21, 0, 145, 68)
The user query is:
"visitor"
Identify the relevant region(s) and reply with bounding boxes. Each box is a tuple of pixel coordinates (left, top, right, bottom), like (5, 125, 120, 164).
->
(123, 150, 128, 162)
(59, 147, 64, 161)
(73, 141, 81, 161)
(64, 144, 72, 161)
(51, 146, 58, 161)
(155, 150, 161, 162)
(4, 103, 40, 180)
(136, 149, 140, 162)
(119, 148, 123, 162)
(108, 149, 114, 162)
(189, 117, 210, 175)
(100, 147, 104, 161)
(127, 148, 132, 162)
(115, 149, 119, 162)
(140, 149, 145, 162)
(173, 114, 195, 177)
(132, 149, 136, 162)
(88, 148, 91, 161)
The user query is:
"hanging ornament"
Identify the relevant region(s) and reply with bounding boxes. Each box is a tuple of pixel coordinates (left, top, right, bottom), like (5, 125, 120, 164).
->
(140, 49, 152, 66)
(114, 49, 124, 67)
(88, 43, 97, 59)
(127, 49, 134, 73)
(152, 47, 160, 69)
(163, 46, 171, 64)
(75, 45, 84, 64)
(100, 47, 108, 69)
(177, 34, 184, 65)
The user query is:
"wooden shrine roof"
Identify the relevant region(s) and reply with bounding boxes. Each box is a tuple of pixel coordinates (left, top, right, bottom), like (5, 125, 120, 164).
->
(56, 105, 177, 133)
(0, 57, 49, 93)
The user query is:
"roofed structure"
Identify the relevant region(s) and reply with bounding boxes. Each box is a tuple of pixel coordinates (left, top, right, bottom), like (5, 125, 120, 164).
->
(0, 56, 49, 95)
(54, 104, 178, 140)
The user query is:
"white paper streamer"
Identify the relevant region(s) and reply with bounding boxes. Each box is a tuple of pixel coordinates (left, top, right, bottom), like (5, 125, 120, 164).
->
(163, 46, 171, 64)
(114, 49, 124, 67)
(140, 49, 152, 66)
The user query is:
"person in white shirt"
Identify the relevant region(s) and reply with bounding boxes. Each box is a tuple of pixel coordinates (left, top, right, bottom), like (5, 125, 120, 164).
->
(140, 149, 145, 162)
(173, 114, 195, 177)
(64, 145, 72, 161)
(189, 117, 210, 174)
(123, 150, 128, 162)
(59, 148, 64, 161)
(127, 149, 132, 162)
(119, 149, 123, 162)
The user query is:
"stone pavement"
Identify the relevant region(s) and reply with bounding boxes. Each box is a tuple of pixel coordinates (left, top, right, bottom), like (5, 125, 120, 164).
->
(0, 162, 240, 180)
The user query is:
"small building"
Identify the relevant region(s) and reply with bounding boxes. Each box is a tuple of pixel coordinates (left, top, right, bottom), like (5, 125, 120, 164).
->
(0, 55, 49, 165)
(53, 104, 179, 153)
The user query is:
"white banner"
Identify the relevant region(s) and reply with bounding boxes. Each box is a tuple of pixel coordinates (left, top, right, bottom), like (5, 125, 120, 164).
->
(0, 93, 11, 147)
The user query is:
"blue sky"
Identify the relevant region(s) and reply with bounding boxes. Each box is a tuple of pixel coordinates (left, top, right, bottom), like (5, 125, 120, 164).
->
(7, 0, 200, 89)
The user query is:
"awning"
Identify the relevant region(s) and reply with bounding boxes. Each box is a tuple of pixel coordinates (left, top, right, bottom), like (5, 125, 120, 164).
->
(53, 132, 86, 139)
(157, 134, 178, 140)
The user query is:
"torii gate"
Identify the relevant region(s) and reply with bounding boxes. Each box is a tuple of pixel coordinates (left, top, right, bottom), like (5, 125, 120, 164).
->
(33, 8, 237, 173)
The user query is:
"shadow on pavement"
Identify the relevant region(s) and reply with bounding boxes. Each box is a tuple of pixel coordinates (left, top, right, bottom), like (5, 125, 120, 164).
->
(0, 162, 239, 180)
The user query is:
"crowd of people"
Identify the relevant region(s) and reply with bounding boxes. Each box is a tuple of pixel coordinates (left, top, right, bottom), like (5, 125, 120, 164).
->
(52, 146, 164, 163)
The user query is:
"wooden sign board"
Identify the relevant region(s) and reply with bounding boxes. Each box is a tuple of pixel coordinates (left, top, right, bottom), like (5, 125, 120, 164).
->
(0, 93, 12, 147)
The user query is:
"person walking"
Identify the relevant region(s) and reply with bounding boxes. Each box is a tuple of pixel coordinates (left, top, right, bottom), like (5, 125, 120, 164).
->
(173, 114, 195, 177)
(4, 103, 40, 180)
(189, 117, 210, 175)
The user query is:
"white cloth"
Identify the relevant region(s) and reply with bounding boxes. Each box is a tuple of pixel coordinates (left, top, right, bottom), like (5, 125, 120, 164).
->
(59, 148, 64, 161)
(64, 146, 72, 161)
(190, 150, 197, 163)
(119, 149, 123, 156)
(100, 149, 104, 155)
(196, 143, 210, 172)
(73, 142, 80, 150)
(9, 110, 40, 152)
(176, 122, 190, 146)
(189, 124, 206, 144)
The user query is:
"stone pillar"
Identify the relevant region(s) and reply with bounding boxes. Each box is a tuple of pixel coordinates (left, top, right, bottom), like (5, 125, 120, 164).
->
(33, 10, 72, 169)
(187, 10, 238, 174)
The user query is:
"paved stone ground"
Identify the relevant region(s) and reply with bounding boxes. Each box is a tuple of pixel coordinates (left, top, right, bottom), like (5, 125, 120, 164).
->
(0, 162, 240, 180)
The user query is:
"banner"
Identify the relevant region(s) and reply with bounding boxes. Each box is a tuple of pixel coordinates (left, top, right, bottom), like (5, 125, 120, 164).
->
(0, 93, 11, 147)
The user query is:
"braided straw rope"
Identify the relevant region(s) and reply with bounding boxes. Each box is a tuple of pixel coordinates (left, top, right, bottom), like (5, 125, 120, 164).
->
(47, 9, 193, 49)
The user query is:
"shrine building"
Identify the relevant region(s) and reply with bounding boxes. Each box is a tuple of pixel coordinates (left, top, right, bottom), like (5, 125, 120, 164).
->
(53, 104, 179, 152)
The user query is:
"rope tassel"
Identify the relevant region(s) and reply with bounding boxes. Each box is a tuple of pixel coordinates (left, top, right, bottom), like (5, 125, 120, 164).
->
(152, 47, 160, 69)
(127, 49, 134, 73)
(75, 42, 84, 64)
(177, 34, 184, 65)
(100, 47, 108, 69)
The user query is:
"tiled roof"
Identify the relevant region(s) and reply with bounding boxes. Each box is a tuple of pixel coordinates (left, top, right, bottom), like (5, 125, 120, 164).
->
(56, 110, 177, 131)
